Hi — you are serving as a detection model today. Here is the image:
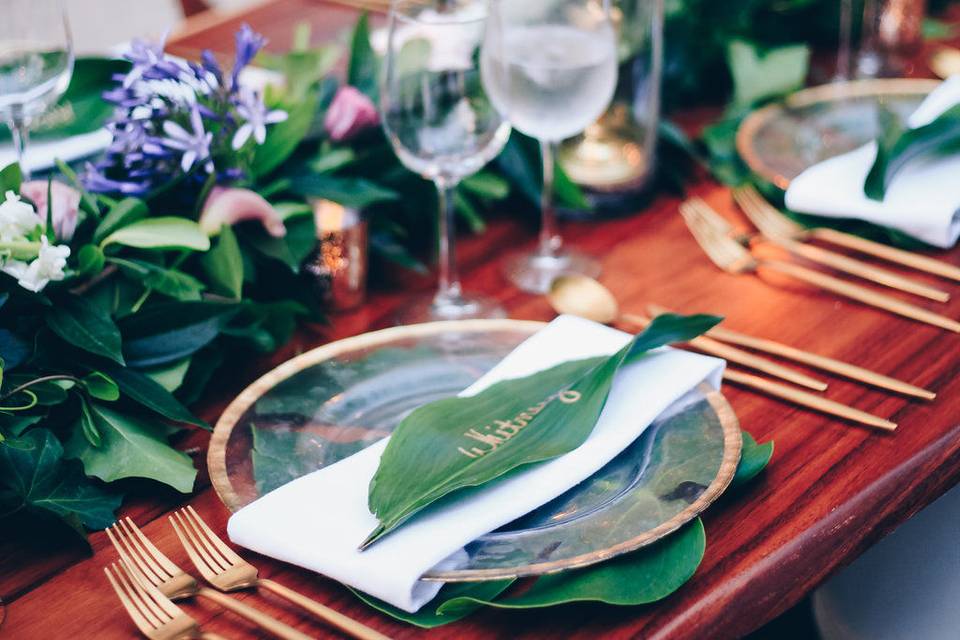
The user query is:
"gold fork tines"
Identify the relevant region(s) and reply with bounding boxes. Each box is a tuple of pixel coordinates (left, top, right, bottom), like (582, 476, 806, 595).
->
(106, 517, 314, 640)
(733, 187, 951, 302)
(171, 506, 391, 640)
(734, 185, 960, 283)
(105, 562, 226, 640)
(680, 198, 960, 333)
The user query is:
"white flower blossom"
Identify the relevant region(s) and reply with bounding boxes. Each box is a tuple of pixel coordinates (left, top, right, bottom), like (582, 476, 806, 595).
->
(0, 191, 40, 241)
(2, 236, 71, 292)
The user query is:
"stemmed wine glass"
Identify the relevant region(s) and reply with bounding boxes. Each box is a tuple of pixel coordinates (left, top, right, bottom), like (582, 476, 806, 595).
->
(481, 0, 617, 294)
(381, 0, 512, 324)
(0, 0, 74, 178)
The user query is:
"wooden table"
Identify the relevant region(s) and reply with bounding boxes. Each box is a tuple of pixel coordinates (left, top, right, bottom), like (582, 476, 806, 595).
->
(4, 1, 960, 638)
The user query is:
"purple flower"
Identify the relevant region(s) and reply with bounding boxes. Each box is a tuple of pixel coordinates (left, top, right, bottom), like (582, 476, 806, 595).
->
(232, 24, 267, 88)
(123, 37, 166, 88)
(161, 104, 213, 173)
(231, 87, 287, 149)
(201, 50, 224, 84)
(324, 85, 380, 142)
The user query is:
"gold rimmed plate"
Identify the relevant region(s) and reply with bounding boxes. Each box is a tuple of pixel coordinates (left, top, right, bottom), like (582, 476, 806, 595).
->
(209, 320, 742, 582)
(737, 78, 941, 190)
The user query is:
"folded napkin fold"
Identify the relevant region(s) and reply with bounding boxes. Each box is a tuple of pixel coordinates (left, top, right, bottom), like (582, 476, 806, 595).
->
(0, 128, 112, 174)
(228, 315, 725, 613)
(785, 76, 960, 248)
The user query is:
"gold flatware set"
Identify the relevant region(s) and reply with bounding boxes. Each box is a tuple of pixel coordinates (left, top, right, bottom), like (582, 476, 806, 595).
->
(106, 510, 391, 640)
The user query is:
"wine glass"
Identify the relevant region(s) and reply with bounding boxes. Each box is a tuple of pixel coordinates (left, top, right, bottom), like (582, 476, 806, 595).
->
(0, 0, 73, 178)
(481, 0, 617, 294)
(381, 0, 512, 324)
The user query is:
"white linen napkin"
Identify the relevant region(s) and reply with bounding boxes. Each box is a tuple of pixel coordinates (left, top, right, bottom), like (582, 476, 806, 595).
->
(227, 315, 725, 613)
(0, 129, 112, 174)
(785, 76, 960, 248)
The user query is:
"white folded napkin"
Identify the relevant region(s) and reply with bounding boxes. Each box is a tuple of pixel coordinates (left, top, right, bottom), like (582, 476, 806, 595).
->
(785, 76, 960, 248)
(228, 315, 725, 613)
(0, 128, 112, 174)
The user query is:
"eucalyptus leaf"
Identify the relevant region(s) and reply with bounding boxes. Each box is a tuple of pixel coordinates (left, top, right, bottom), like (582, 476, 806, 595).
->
(0, 428, 121, 538)
(100, 217, 211, 252)
(45, 296, 124, 364)
(66, 403, 197, 493)
(365, 313, 722, 547)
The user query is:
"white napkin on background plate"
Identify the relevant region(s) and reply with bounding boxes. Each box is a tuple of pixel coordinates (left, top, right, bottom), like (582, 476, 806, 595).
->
(228, 315, 725, 613)
(785, 75, 960, 248)
(0, 128, 112, 174)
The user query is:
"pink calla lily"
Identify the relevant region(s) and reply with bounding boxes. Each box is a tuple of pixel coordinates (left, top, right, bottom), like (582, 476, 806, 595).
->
(21, 180, 81, 242)
(199, 186, 286, 238)
(324, 85, 380, 143)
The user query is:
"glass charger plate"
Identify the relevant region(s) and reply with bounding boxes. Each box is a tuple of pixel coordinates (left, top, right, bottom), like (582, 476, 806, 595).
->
(208, 319, 742, 582)
(737, 78, 940, 190)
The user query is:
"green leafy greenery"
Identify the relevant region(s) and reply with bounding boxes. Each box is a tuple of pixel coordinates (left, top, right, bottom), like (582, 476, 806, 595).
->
(356, 430, 772, 627)
(365, 313, 723, 547)
(864, 104, 960, 201)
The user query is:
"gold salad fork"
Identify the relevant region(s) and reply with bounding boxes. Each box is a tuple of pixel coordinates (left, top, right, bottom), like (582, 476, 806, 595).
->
(730, 187, 950, 302)
(732, 185, 960, 283)
(680, 198, 960, 333)
(106, 518, 315, 640)
(105, 562, 227, 640)
(170, 506, 392, 640)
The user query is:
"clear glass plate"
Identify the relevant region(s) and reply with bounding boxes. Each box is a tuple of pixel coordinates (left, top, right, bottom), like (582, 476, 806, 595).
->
(737, 78, 940, 190)
(208, 320, 741, 581)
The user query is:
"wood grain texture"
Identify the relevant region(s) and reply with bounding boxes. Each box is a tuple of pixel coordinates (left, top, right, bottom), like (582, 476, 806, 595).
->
(4, 1, 960, 638)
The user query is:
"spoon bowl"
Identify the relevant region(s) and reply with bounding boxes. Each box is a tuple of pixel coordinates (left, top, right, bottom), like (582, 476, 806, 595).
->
(548, 275, 620, 324)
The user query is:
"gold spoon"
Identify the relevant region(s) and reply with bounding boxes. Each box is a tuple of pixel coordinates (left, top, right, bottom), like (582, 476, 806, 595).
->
(547, 275, 826, 391)
(546, 275, 898, 431)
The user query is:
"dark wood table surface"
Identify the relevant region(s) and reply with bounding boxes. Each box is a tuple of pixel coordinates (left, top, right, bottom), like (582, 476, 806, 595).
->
(4, 1, 960, 638)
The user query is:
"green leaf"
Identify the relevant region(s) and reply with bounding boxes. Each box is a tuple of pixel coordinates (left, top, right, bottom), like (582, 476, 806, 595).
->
(0, 162, 23, 193)
(352, 580, 516, 629)
(110, 257, 205, 301)
(200, 225, 244, 299)
(120, 301, 237, 369)
(731, 430, 774, 488)
(66, 403, 197, 493)
(81, 371, 120, 402)
(287, 174, 399, 209)
(244, 216, 318, 272)
(727, 40, 810, 110)
(92, 197, 149, 244)
(445, 519, 706, 612)
(45, 296, 125, 364)
(460, 171, 511, 200)
(252, 92, 319, 178)
(347, 13, 379, 100)
(144, 358, 191, 393)
(95, 361, 207, 428)
(55, 159, 100, 216)
(365, 313, 722, 547)
(0, 429, 121, 537)
(78, 397, 102, 446)
(864, 104, 960, 201)
(76, 244, 106, 277)
(100, 217, 211, 252)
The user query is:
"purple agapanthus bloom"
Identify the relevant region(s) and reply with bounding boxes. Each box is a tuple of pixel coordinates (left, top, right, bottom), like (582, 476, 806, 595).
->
(232, 87, 287, 149)
(85, 25, 284, 199)
(231, 24, 267, 89)
(162, 104, 214, 173)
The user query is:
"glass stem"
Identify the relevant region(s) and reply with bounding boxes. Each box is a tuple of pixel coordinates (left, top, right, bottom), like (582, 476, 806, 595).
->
(538, 139, 562, 258)
(434, 179, 462, 305)
(9, 117, 30, 180)
(835, 0, 853, 81)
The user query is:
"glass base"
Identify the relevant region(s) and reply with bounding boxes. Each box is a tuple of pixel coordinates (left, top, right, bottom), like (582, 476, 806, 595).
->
(395, 291, 507, 325)
(504, 249, 602, 295)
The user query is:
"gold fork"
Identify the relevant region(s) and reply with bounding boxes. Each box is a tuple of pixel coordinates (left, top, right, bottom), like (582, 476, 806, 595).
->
(680, 198, 960, 333)
(170, 506, 391, 640)
(105, 562, 227, 640)
(106, 518, 315, 640)
(731, 187, 950, 302)
(732, 185, 960, 283)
